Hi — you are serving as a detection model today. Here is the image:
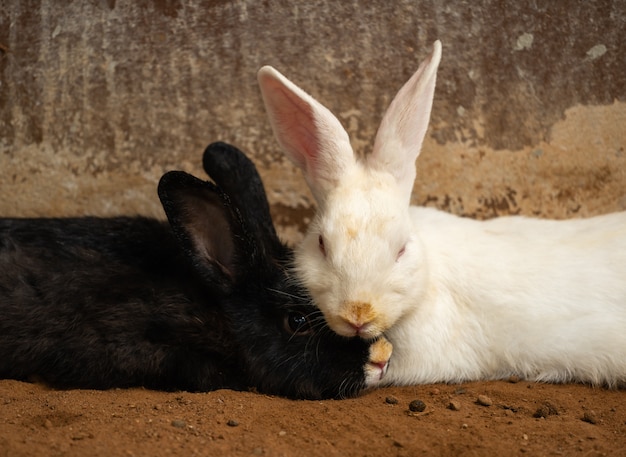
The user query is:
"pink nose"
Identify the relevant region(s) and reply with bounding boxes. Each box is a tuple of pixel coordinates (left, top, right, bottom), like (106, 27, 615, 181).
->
(348, 322, 365, 335)
(340, 301, 377, 337)
(348, 321, 369, 336)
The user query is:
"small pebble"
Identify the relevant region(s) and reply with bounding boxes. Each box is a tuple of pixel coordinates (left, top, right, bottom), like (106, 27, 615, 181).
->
(476, 395, 493, 407)
(385, 396, 399, 405)
(171, 420, 186, 429)
(278, 430, 287, 437)
(227, 419, 239, 427)
(508, 375, 521, 383)
(461, 423, 469, 429)
(582, 411, 597, 425)
(408, 399, 426, 412)
(430, 388, 440, 395)
(44, 419, 53, 429)
(70, 432, 91, 441)
(533, 402, 558, 418)
(448, 400, 462, 411)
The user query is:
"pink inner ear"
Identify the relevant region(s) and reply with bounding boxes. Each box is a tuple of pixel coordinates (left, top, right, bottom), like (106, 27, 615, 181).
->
(259, 66, 356, 203)
(263, 78, 321, 176)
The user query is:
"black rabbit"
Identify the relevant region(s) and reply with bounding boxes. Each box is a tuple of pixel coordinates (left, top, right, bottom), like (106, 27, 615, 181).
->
(0, 142, 392, 399)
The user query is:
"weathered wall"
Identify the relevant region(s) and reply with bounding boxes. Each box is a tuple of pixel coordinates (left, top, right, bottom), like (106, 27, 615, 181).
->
(1, 0, 625, 243)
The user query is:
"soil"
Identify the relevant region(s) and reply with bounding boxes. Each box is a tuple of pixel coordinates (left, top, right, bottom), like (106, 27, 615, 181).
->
(1, 379, 624, 456)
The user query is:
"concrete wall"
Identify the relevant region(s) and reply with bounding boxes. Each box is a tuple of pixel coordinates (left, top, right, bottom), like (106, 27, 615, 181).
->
(1, 0, 625, 243)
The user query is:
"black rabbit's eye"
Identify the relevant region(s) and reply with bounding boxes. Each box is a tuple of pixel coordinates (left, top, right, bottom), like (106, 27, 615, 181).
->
(284, 312, 314, 336)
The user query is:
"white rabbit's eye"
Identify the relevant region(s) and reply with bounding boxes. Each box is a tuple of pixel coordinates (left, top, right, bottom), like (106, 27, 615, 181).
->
(396, 245, 406, 262)
(284, 312, 314, 336)
(318, 234, 326, 256)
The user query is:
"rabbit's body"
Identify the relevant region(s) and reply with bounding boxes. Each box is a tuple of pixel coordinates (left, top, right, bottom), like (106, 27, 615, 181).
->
(258, 41, 626, 387)
(386, 208, 626, 385)
(0, 143, 392, 399)
(0, 216, 239, 391)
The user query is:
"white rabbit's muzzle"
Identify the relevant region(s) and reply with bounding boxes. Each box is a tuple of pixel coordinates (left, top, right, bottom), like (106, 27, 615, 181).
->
(327, 300, 390, 339)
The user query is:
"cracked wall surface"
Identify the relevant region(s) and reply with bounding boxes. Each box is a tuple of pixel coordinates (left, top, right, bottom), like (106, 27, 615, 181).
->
(1, 1, 625, 244)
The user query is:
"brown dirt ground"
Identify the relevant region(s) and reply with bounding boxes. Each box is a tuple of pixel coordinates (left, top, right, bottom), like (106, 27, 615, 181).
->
(1, 379, 624, 456)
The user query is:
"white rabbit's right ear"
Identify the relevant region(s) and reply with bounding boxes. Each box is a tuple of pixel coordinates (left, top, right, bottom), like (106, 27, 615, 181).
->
(257, 66, 355, 203)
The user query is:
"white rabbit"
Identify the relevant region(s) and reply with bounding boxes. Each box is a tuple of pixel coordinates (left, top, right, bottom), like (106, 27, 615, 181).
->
(257, 40, 626, 387)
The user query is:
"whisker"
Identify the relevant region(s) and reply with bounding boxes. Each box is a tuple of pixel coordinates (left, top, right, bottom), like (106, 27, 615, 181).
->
(266, 286, 306, 302)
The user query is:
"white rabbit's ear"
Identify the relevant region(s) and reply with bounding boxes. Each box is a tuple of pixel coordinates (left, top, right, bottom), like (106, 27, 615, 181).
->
(258, 66, 354, 203)
(368, 40, 442, 201)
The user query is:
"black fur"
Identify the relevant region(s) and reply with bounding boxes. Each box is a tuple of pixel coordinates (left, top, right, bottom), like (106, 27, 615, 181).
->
(0, 142, 372, 399)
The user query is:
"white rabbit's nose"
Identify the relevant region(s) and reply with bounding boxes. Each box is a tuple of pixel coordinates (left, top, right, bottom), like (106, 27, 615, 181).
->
(338, 300, 381, 339)
(345, 319, 371, 336)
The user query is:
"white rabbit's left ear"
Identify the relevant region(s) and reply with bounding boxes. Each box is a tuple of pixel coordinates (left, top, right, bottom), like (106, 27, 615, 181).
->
(368, 40, 442, 201)
(258, 66, 355, 203)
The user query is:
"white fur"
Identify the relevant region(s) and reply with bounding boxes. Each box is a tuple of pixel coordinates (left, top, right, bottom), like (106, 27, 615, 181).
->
(257, 41, 626, 386)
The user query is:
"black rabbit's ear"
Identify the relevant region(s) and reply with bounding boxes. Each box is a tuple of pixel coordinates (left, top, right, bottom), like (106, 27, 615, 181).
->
(202, 142, 279, 249)
(158, 170, 245, 294)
